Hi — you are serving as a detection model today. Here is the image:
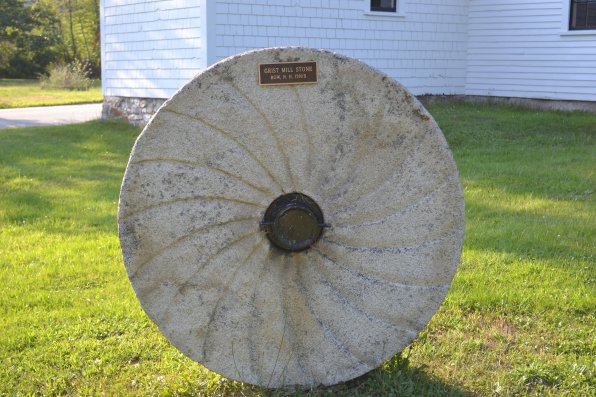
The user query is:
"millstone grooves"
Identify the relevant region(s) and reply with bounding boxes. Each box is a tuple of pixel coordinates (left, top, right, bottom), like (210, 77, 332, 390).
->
(118, 47, 465, 387)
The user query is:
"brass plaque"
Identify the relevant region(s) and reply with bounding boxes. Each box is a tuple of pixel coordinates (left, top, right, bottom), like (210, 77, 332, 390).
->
(259, 61, 317, 86)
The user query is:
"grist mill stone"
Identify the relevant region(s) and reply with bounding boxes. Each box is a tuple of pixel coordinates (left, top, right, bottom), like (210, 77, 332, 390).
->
(118, 47, 465, 387)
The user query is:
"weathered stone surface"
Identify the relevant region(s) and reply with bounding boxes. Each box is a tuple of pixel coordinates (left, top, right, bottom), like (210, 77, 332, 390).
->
(103, 96, 166, 127)
(118, 47, 465, 387)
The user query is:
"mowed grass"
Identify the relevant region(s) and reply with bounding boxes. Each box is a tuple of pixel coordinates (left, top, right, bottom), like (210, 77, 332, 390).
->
(0, 79, 103, 109)
(0, 104, 594, 396)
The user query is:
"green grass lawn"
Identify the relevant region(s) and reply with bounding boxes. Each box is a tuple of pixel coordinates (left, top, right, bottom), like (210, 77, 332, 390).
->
(1, 104, 594, 396)
(0, 79, 103, 109)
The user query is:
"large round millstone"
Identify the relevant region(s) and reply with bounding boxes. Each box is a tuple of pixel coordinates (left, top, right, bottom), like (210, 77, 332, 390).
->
(118, 47, 464, 387)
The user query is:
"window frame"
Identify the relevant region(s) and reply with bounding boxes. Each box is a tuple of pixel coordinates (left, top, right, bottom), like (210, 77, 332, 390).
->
(561, 0, 596, 35)
(569, 0, 596, 30)
(371, 0, 397, 13)
(364, 0, 406, 18)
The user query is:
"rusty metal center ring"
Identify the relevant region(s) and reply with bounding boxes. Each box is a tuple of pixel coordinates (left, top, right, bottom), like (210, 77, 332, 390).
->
(261, 192, 325, 252)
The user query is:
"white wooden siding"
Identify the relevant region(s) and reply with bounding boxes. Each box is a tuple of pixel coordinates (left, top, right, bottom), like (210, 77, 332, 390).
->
(101, 0, 207, 98)
(213, 0, 469, 96)
(466, 0, 596, 101)
(101, 0, 596, 102)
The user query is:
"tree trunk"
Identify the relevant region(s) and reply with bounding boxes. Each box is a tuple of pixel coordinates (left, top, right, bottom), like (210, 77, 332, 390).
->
(67, 0, 78, 60)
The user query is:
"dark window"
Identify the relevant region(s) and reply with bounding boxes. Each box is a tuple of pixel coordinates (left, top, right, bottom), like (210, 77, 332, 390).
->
(570, 0, 596, 30)
(371, 0, 396, 13)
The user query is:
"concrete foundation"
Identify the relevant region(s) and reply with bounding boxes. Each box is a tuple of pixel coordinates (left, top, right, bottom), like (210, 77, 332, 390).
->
(419, 95, 596, 113)
(103, 94, 596, 128)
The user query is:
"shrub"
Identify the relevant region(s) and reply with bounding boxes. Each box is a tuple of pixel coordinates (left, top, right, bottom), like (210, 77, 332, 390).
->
(39, 62, 92, 91)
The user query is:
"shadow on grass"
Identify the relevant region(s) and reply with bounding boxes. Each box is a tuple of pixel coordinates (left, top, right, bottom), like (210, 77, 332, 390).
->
(0, 120, 139, 229)
(237, 353, 473, 397)
(431, 102, 595, 202)
(464, 201, 592, 261)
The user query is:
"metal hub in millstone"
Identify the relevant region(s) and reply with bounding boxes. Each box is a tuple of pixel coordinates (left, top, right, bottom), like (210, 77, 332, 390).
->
(118, 47, 465, 388)
(261, 192, 325, 252)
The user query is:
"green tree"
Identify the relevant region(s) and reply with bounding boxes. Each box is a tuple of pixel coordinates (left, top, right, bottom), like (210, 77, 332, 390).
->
(0, 0, 62, 78)
(0, 0, 100, 79)
(43, 0, 101, 77)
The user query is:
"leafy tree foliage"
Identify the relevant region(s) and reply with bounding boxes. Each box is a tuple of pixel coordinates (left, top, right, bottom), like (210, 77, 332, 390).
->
(0, 0, 100, 79)
(43, 0, 101, 77)
(0, 0, 62, 78)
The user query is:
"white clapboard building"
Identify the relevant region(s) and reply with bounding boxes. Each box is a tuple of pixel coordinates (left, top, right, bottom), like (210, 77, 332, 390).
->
(100, 0, 596, 124)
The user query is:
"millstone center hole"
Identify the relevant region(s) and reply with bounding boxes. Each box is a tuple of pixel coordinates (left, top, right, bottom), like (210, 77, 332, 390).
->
(261, 192, 325, 252)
